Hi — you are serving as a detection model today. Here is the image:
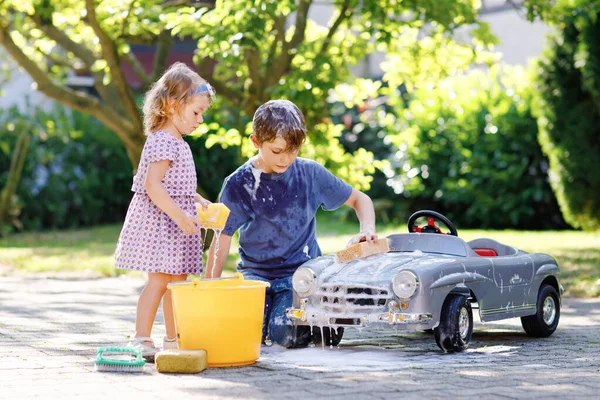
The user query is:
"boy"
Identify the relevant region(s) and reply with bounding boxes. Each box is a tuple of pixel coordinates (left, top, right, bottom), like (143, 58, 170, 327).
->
(206, 99, 377, 348)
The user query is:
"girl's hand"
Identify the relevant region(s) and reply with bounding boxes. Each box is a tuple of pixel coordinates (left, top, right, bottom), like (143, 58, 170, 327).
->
(346, 228, 378, 247)
(175, 212, 202, 235)
(195, 194, 212, 210)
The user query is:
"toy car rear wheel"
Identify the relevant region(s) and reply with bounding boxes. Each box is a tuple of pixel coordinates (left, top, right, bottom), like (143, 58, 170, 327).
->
(312, 326, 344, 347)
(434, 294, 473, 353)
(520, 284, 560, 337)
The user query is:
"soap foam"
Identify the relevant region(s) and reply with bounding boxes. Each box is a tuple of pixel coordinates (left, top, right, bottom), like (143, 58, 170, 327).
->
(252, 100, 306, 142)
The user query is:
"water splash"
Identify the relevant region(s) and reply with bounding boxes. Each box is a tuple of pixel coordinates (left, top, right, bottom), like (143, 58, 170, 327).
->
(207, 229, 222, 278)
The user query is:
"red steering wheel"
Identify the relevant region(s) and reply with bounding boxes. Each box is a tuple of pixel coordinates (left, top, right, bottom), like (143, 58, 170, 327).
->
(407, 210, 458, 236)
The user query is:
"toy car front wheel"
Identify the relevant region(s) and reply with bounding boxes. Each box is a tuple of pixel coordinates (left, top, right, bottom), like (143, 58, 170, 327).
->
(521, 284, 560, 337)
(434, 294, 473, 353)
(312, 326, 344, 347)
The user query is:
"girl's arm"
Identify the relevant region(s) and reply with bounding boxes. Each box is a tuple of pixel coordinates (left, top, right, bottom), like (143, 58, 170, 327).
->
(344, 188, 378, 246)
(205, 233, 233, 278)
(145, 160, 200, 235)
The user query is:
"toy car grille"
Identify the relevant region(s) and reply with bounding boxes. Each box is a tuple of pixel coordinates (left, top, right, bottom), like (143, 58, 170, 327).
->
(317, 284, 390, 313)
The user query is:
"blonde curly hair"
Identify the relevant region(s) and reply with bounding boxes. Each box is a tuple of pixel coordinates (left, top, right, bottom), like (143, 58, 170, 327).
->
(142, 62, 214, 135)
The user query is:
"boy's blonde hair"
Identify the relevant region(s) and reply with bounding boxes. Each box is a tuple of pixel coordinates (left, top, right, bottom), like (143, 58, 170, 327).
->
(252, 100, 306, 152)
(142, 62, 213, 135)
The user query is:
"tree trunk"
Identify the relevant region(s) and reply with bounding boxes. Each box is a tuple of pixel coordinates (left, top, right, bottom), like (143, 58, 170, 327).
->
(0, 130, 30, 229)
(123, 133, 145, 174)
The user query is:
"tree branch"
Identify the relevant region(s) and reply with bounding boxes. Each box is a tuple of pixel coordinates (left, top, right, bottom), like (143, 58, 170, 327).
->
(265, 15, 285, 83)
(150, 30, 173, 83)
(118, 33, 160, 46)
(162, 0, 216, 9)
(28, 10, 119, 108)
(36, 48, 86, 73)
(287, 0, 311, 49)
(123, 47, 150, 88)
(17, 23, 84, 72)
(318, 0, 352, 57)
(195, 57, 240, 105)
(504, 0, 528, 20)
(0, 23, 138, 150)
(266, 0, 311, 87)
(85, 0, 142, 132)
(246, 46, 262, 105)
(31, 12, 96, 66)
(120, 0, 137, 38)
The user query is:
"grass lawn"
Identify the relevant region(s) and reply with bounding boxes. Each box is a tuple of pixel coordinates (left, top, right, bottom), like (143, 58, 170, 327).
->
(1, 214, 599, 297)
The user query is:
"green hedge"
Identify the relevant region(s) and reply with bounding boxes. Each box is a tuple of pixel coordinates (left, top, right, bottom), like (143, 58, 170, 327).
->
(0, 105, 240, 233)
(0, 106, 133, 231)
(534, 12, 600, 231)
(392, 66, 567, 229)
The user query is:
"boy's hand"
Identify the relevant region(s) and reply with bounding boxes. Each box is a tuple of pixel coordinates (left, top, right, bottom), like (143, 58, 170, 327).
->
(175, 212, 202, 235)
(347, 228, 378, 247)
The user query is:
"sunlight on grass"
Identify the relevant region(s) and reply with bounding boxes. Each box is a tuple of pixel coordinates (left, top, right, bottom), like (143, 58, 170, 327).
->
(1, 219, 598, 297)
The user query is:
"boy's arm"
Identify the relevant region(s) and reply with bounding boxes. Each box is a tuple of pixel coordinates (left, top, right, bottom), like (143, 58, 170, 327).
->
(205, 233, 233, 278)
(344, 188, 378, 246)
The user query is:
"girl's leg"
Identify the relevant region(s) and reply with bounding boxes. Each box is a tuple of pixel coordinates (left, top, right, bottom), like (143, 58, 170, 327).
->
(134, 272, 172, 345)
(162, 273, 187, 339)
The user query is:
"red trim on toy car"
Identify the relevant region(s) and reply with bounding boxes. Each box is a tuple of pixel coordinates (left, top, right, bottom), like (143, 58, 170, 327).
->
(473, 248, 498, 257)
(412, 225, 422, 232)
(427, 217, 444, 234)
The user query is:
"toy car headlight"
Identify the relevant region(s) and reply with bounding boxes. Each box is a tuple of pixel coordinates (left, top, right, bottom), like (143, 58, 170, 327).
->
(292, 267, 317, 297)
(392, 271, 419, 299)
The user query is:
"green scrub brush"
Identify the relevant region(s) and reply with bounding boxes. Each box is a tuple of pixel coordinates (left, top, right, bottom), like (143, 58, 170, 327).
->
(94, 347, 146, 373)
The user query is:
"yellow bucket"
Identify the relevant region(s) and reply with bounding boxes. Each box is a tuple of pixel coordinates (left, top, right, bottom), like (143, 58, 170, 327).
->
(167, 273, 270, 367)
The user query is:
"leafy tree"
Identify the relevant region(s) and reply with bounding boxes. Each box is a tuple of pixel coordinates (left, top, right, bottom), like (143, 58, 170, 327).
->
(518, 0, 600, 230)
(0, 0, 496, 196)
(0, 56, 25, 234)
(0, 0, 184, 174)
(0, 126, 30, 233)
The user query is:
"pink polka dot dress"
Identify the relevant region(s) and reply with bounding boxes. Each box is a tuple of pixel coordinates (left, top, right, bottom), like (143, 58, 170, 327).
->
(115, 130, 202, 275)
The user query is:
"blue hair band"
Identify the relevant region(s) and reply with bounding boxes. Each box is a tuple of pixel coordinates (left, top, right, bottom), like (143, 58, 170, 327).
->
(193, 83, 215, 98)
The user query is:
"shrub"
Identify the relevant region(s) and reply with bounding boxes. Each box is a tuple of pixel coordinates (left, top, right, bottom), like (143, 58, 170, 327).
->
(0, 104, 241, 232)
(0, 106, 133, 231)
(533, 12, 600, 231)
(391, 66, 567, 229)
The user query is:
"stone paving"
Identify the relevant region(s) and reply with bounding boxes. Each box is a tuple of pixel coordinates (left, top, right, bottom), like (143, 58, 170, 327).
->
(0, 275, 598, 399)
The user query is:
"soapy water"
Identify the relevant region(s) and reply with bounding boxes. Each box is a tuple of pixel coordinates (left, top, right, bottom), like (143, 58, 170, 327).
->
(199, 227, 223, 278)
(242, 165, 263, 201)
(259, 340, 519, 372)
(303, 245, 310, 259)
(250, 165, 262, 200)
(207, 229, 222, 278)
(252, 100, 306, 140)
(261, 314, 526, 372)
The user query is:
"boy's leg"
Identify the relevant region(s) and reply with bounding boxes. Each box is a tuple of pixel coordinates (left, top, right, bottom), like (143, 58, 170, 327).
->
(267, 276, 312, 348)
(242, 274, 273, 343)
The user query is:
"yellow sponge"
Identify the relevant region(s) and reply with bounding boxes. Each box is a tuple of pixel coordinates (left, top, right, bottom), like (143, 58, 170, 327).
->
(336, 238, 389, 263)
(196, 203, 230, 230)
(155, 349, 207, 374)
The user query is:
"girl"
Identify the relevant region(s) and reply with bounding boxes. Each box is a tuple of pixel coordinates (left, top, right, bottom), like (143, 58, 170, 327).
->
(115, 62, 215, 358)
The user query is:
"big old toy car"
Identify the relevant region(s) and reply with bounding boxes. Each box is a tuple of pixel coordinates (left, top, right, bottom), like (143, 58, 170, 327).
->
(286, 210, 563, 352)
